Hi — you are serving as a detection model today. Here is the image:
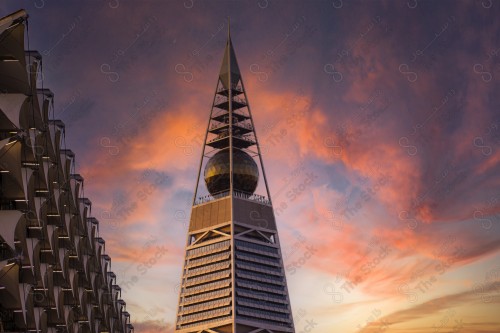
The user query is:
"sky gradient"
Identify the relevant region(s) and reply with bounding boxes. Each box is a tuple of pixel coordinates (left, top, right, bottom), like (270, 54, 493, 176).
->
(2, 1, 500, 332)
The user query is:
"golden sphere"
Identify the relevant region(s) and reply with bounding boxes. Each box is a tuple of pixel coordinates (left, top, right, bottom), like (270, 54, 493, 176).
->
(204, 149, 259, 195)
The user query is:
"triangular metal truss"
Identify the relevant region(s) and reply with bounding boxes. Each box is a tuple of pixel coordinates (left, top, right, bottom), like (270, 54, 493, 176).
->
(191, 21, 272, 206)
(174, 20, 295, 333)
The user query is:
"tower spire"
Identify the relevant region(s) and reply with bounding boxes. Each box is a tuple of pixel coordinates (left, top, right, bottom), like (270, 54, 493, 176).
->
(176, 27, 295, 333)
(219, 18, 240, 90)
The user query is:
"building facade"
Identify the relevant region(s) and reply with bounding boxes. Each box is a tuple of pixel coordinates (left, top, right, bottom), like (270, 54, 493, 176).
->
(174, 24, 295, 333)
(0, 10, 132, 333)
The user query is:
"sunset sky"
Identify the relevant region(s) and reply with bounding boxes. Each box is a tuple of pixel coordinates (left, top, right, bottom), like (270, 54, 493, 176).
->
(2, 1, 500, 332)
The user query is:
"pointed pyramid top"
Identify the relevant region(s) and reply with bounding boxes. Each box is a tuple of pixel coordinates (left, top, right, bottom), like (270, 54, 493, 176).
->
(219, 17, 241, 90)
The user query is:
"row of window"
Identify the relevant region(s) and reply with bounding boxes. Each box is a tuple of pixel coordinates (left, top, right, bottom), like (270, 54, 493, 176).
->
(178, 305, 231, 324)
(236, 296, 289, 312)
(238, 315, 293, 328)
(236, 277, 284, 290)
(236, 288, 288, 305)
(178, 315, 232, 329)
(180, 296, 231, 315)
(186, 260, 230, 278)
(237, 306, 291, 322)
(235, 251, 281, 267)
(236, 260, 282, 276)
(236, 288, 288, 306)
(236, 270, 284, 285)
(235, 239, 279, 257)
(187, 252, 230, 269)
(185, 269, 230, 286)
(182, 287, 231, 305)
(183, 278, 231, 296)
(236, 280, 285, 295)
(186, 240, 230, 259)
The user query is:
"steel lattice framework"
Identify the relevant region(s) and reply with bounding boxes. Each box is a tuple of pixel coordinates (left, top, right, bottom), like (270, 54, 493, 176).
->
(175, 21, 295, 333)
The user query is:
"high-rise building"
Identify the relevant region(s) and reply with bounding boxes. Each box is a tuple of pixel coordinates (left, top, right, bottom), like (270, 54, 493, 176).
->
(175, 23, 295, 333)
(0, 10, 132, 333)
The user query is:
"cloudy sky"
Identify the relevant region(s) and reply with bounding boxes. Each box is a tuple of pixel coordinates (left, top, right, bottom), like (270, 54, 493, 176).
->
(2, 0, 500, 332)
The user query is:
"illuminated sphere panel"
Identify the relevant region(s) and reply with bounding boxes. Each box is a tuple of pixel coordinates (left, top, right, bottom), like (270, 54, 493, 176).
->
(204, 149, 259, 195)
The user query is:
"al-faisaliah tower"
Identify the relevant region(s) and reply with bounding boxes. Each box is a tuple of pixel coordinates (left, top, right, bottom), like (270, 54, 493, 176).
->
(174, 21, 295, 333)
